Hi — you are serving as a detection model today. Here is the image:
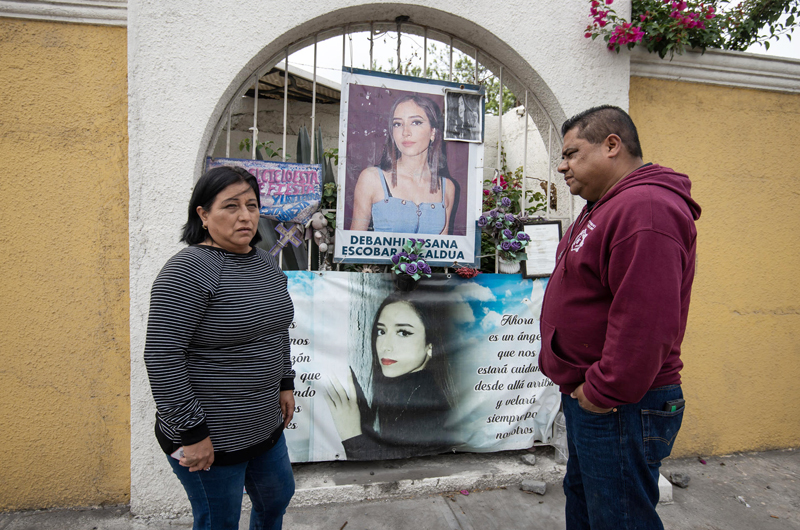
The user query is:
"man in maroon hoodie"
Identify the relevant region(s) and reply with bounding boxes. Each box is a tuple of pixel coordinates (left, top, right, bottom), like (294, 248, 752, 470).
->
(538, 106, 701, 530)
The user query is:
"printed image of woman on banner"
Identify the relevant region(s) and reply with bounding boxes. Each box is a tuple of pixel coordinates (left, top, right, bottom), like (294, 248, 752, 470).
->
(323, 287, 459, 460)
(334, 69, 482, 266)
(282, 271, 561, 463)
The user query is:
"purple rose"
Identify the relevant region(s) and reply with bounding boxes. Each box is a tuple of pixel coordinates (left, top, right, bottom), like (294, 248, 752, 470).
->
(391, 254, 400, 265)
(492, 185, 503, 194)
(409, 254, 418, 261)
(505, 214, 515, 223)
(516, 232, 528, 241)
(510, 241, 522, 251)
(489, 209, 498, 218)
(503, 229, 513, 239)
(409, 238, 416, 245)
(495, 221, 504, 229)
(405, 262, 418, 275)
(421, 263, 432, 275)
(501, 240, 512, 251)
(400, 251, 408, 258)
(417, 239, 427, 246)
(477, 216, 487, 227)
(501, 197, 512, 207)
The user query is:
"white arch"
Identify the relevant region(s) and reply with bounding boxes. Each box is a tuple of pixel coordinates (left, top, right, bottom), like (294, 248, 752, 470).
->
(129, 0, 630, 515)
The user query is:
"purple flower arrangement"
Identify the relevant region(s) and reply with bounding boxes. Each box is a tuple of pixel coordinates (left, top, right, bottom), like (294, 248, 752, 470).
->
(391, 238, 432, 281)
(478, 187, 530, 263)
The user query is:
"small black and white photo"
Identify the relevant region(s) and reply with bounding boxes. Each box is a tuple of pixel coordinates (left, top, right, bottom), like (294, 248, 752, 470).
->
(444, 90, 483, 143)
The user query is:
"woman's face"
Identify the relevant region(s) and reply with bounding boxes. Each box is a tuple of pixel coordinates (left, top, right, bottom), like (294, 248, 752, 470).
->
(391, 100, 436, 159)
(196, 181, 260, 254)
(375, 301, 432, 377)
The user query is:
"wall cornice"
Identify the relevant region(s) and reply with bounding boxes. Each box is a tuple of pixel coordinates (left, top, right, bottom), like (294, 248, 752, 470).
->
(0, 0, 126, 26)
(630, 47, 800, 94)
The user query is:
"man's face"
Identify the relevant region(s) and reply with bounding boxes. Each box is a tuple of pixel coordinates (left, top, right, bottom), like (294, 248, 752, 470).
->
(557, 128, 612, 203)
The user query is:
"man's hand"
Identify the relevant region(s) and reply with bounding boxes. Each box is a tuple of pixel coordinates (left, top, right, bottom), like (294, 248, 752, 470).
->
(571, 383, 613, 413)
(280, 390, 295, 428)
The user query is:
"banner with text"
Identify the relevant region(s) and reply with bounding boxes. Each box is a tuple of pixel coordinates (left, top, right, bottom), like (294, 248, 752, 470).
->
(206, 157, 322, 225)
(284, 271, 559, 462)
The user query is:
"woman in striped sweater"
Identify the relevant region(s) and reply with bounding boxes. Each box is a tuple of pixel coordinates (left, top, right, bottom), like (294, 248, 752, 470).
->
(144, 166, 295, 530)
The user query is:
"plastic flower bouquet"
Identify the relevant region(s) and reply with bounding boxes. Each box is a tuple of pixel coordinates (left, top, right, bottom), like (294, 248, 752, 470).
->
(478, 192, 530, 263)
(390, 238, 432, 290)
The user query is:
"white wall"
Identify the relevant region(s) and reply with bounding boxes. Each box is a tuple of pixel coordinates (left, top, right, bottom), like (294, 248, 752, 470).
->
(128, 0, 630, 514)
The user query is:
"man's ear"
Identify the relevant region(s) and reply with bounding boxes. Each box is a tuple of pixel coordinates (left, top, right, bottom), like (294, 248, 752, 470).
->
(604, 134, 624, 158)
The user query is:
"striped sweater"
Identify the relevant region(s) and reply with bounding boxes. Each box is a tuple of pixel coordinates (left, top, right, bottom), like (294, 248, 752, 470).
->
(144, 245, 295, 465)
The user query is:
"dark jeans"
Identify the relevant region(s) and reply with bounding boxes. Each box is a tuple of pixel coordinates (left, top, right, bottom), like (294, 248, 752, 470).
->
(167, 433, 295, 530)
(561, 385, 684, 530)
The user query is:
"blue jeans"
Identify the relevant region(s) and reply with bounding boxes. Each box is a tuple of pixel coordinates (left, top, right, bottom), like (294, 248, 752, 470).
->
(561, 385, 684, 530)
(167, 433, 295, 530)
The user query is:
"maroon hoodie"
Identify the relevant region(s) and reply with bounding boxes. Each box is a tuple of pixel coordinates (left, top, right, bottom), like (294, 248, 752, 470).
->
(538, 164, 701, 409)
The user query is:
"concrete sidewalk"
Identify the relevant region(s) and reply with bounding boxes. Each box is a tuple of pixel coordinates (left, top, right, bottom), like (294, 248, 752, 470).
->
(1, 448, 797, 530)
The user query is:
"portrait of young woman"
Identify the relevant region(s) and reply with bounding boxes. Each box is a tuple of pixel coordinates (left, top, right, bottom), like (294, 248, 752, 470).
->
(445, 92, 482, 142)
(342, 81, 473, 238)
(349, 94, 456, 235)
(322, 289, 458, 460)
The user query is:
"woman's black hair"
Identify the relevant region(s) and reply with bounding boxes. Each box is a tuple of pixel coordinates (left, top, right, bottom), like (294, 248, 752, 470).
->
(379, 94, 452, 195)
(181, 166, 262, 246)
(369, 290, 456, 408)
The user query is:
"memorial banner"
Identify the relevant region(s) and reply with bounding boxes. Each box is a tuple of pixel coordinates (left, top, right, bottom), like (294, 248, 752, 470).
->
(206, 157, 322, 225)
(283, 271, 559, 462)
(334, 68, 483, 266)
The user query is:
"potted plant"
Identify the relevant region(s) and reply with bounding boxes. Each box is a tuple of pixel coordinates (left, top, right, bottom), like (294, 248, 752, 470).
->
(478, 187, 531, 274)
(390, 238, 432, 291)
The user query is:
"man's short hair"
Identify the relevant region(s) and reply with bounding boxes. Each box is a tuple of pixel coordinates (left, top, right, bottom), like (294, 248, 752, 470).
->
(561, 105, 643, 159)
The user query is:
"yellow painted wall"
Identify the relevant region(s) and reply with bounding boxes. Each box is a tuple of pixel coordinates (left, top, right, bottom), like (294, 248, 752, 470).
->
(0, 18, 129, 510)
(630, 77, 800, 457)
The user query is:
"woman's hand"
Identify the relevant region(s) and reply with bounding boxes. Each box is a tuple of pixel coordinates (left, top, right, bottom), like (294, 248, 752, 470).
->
(280, 390, 295, 428)
(323, 372, 362, 441)
(180, 436, 214, 472)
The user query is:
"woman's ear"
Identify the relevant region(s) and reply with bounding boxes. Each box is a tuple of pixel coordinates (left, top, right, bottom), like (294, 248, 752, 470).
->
(196, 206, 209, 226)
(426, 344, 433, 359)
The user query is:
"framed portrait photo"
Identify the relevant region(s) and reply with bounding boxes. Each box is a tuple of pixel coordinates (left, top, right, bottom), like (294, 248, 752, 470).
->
(521, 220, 563, 279)
(443, 89, 483, 143)
(334, 68, 484, 266)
